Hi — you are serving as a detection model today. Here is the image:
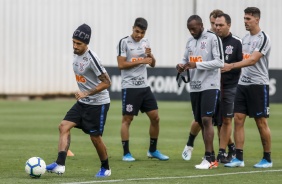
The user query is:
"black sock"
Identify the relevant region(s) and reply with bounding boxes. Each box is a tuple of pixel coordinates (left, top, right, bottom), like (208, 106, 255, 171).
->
(236, 149, 243, 161)
(122, 140, 130, 155)
(228, 143, 236, 152)
(56, 151, 67, 165)
(187, 133, 196, 147)
(218, 148, 226, 156)
(205, 152, 212, 163)
(149, 138, 158, 152)
(263, 152, 271, 163)
(101, 158, 109, 170)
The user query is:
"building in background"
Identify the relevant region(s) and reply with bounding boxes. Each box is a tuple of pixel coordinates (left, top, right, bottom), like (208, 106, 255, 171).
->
(0, 0, 281, 102)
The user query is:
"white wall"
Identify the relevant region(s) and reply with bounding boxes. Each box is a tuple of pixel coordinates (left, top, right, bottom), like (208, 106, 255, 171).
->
(0, 0, 279, 94)
(196, 0, 279, 67)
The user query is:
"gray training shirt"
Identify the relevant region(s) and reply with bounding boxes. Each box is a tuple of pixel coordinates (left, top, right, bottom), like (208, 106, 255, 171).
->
(73, 48, 110, 105)
(239, 30, 271, 85)
(117, 36, 150, 89)
(181, 29, 224, 92)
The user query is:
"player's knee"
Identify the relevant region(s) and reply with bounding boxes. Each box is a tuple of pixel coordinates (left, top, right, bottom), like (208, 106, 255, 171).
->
(201, 117, 212, 126)
(58, 121, 71, 133)
(90, 135, 102, 146)
(256, 119, 269, 129)
(150, 116, 160, 125)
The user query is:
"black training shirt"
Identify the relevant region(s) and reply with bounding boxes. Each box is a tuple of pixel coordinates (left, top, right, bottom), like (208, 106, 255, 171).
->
(221, 33, 243, 88)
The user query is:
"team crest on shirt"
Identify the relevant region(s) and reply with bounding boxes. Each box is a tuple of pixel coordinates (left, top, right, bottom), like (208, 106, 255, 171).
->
(225, 45, 233, 55)
(200, 42, 207, 50)
(79, 62, 86, 72)
(78, 57, 89, 72)
(126, 104, 133, 112)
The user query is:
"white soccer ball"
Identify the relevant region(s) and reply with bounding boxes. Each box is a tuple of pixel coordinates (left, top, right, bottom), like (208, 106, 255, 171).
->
(25, 157, 46, 178)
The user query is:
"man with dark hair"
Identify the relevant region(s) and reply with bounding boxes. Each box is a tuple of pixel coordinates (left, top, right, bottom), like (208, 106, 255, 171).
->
(210, 9, 224, 32)
(223, 7, 272, 168)
(214, 13, 242, 163)
(182, 10, 224, 164)
(117, 17, 169, 162)
(133, 17, 148, 30)
(177, 15, 224, 169)
(46, 24, 112, 177)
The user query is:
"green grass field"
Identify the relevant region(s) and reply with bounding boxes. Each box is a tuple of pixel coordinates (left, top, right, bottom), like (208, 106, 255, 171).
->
(0, 99, 281, 184)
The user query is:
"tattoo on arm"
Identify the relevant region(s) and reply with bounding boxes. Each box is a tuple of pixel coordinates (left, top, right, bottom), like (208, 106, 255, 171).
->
(98, 72, 111, 85)
(85, 73, 111, 96)
(85, 88, 98, 96)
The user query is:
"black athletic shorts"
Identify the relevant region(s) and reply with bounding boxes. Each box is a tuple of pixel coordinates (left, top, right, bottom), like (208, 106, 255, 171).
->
(234, 84, 269, 118)
(190, 89, 220, 124)
(213, 86, 237, 126)
(122, 87, 158, 116)
(63, 101, 110, 135)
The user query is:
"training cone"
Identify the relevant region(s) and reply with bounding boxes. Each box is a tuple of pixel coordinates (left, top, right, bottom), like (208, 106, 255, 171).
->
(67, 150, 75, 156)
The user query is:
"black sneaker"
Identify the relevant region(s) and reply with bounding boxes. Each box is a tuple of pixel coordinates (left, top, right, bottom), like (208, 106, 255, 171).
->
(217, 154, 230, 164)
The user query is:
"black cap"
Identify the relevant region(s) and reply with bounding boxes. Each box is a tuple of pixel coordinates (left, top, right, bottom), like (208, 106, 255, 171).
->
(72, 24, 91, 44)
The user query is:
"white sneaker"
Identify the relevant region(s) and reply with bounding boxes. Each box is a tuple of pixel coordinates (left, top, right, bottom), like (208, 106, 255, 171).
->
(182, 145, 193, 161)
(95, 167, 111, 177)
(46, 162, 65, 174)
(195, 158, 211, 169)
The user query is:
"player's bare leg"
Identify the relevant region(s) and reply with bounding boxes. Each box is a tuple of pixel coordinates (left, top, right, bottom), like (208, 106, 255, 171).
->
(121, 115, 135, 161)
(182, 120, 201, 160)
(46, 120, 76, 174)
(90, 135, 111, 177)
(233, 113, 246, 162)
(218, 117, 234, 162)
(147, 109, 159, 139)
(254, 117, 272, 167)
(202, 117, 214, 161)
(146, 109, 169, 160)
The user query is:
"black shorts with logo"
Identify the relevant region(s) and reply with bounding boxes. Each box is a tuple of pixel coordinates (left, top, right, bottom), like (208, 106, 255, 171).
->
(190, 89, 220, 124)
(213, 86, 237, 126)
(122, 87, 158, 116)
(63, 101, 110, 135)
(234, 84, 269, 118)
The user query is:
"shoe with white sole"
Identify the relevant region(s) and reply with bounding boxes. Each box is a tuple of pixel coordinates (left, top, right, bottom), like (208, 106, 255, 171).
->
(122, 153, 135, 162)
(253, 159, 273, 168)
(224, 158, 245, 167)
(147, 150, 169, 161)
(46, 162, 65, 175)
(182, 145, 193, 161)
(195, 158, 211, 169)
(95, 167, 111, 177)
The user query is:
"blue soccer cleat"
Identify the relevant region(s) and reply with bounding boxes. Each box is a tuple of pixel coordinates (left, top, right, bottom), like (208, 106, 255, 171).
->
(122, 153, 135, 162)
(224, 158, 245, 167)
(95, 167, 111, 178)
(253, 159, 273, 168)
(46, 162, 65, 175)
(147, 150, 169, 161)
